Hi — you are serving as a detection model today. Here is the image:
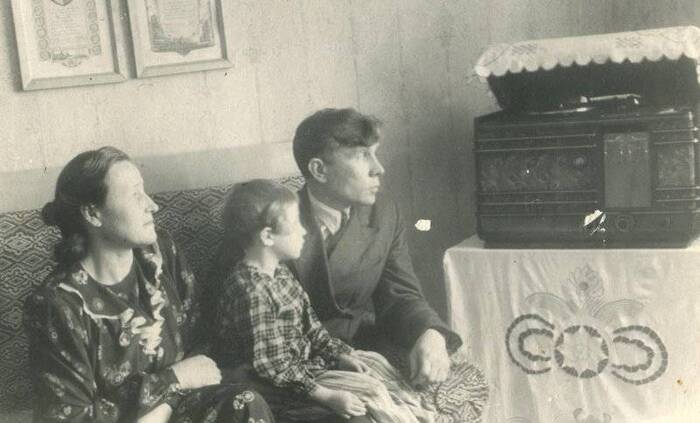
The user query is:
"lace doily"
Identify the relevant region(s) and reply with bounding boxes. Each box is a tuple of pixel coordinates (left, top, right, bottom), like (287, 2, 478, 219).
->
(475, 26, 700, 83)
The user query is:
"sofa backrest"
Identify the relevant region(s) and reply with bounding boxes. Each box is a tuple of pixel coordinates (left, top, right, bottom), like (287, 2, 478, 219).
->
(0, 176, 304, 412)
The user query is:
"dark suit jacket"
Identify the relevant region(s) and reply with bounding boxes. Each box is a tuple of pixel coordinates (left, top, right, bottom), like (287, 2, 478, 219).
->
(291, 186, 462, 352)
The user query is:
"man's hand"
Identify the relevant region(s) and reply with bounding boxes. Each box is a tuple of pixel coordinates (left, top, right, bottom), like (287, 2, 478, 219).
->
(336, 352, 370, 373)
(409, 328, 450, 388)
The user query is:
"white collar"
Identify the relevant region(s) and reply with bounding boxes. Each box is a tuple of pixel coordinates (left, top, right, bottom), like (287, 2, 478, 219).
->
(307, 188, 350, 237)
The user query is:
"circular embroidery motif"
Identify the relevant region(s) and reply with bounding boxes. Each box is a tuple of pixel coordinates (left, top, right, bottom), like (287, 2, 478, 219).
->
(505, 265, 668, 386)
(554, 325, 609, 378)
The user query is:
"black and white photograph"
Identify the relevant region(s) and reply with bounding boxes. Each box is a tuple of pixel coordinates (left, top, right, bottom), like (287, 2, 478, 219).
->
(1, 1, 699, 422)
(11, 0, 125, 90)
(127, 0, 233, 78)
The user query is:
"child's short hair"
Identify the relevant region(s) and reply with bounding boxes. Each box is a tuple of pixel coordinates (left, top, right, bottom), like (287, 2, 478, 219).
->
(221, 179, 298, 252)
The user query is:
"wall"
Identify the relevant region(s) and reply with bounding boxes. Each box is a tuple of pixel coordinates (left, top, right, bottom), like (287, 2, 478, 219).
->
(1, 0, 630, 317)
(607, 0, 699, 31)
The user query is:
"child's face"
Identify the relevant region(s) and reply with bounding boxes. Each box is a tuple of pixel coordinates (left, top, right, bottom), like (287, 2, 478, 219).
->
(271, 201, 307, 261)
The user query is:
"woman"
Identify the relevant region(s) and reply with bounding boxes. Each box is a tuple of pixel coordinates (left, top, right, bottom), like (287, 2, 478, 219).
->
(26, 146, 274, 422)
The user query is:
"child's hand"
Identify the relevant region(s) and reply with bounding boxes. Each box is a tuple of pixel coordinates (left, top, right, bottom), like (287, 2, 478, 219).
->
(325, 390, 367, 418)
(337, 353, 370, 373)
(310, 386, 366, 419)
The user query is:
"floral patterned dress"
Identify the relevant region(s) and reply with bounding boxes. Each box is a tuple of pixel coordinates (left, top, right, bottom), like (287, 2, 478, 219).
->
(26, 231, 274, 423)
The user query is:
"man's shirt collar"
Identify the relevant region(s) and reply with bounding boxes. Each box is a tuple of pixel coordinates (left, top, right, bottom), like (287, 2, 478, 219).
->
(307, 188, 350, 239)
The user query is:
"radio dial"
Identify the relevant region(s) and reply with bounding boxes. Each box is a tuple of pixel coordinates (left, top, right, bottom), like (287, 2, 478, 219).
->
(615, 215, 635, 232)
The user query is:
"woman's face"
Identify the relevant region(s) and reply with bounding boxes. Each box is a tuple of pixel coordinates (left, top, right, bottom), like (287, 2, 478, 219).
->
(270, 201, 307, 261)
(95, 161, 159, 249)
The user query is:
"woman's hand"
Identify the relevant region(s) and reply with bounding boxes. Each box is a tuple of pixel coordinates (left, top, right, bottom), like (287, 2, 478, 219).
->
(170, 355, 221, 390)
(137, 404, 172, 423)
(336, 353, 370, 373)
(310, 385, 366, 419)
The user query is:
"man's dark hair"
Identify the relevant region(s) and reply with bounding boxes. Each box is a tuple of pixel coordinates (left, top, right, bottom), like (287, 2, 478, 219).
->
(292, 108, 382, 178)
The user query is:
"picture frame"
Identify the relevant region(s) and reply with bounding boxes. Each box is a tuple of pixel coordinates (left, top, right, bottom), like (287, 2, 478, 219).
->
(126, 0, 232, 78)
(11, 0, 126, 91)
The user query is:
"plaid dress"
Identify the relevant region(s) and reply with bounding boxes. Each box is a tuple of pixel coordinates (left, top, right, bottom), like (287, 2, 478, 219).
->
(215, 262, 352, 395)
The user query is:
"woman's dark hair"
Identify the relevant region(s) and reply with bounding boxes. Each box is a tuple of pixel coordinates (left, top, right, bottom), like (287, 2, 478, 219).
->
(42, 146, 131, 266)
(293, 108, 382, 178)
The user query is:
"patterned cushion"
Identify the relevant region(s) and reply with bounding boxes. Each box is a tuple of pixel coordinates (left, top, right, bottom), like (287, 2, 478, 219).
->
(363, 336, 489, 423)
(429, 349, 489, 423)
(0, 176, 304, 412)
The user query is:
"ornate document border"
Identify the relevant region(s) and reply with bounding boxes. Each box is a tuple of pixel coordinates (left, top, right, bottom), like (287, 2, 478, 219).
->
(11, 0, 125, 90)
(127, 0, 232, 78)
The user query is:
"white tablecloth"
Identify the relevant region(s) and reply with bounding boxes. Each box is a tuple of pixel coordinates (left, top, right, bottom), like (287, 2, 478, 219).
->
(444, 236, 700, 422)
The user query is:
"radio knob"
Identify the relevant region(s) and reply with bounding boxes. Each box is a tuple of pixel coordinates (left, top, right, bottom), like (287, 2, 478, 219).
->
(615, 215, 635, 232)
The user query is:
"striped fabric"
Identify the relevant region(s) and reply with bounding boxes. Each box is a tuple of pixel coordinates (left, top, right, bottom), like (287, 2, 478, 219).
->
(285, 350, 435, 423)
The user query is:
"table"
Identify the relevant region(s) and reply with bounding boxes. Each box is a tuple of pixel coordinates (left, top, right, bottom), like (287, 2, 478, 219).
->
(444, 236, 700, 422)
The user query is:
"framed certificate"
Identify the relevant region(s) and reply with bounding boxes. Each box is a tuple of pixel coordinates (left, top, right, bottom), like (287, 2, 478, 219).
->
(11, 0, 126, 90)
(127, 0, 232, 78)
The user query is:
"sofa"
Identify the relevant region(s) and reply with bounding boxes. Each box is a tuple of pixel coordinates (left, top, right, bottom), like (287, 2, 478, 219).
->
(0, 176, 306, 421)
(0, 175, 484, 422)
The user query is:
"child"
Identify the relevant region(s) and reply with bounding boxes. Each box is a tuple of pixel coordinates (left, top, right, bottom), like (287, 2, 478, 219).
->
(212, 179, 435, 423)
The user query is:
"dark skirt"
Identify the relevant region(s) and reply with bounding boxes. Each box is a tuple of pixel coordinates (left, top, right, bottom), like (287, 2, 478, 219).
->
(171, 384, 275, 423)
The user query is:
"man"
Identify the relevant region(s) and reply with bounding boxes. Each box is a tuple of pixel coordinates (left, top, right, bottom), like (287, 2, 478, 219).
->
(214, 108, 486, 423)
(291, 108, 466, 389)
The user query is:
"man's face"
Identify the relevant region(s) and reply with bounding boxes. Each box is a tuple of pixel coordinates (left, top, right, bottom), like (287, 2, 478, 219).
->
(322, 143, 385, 207)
